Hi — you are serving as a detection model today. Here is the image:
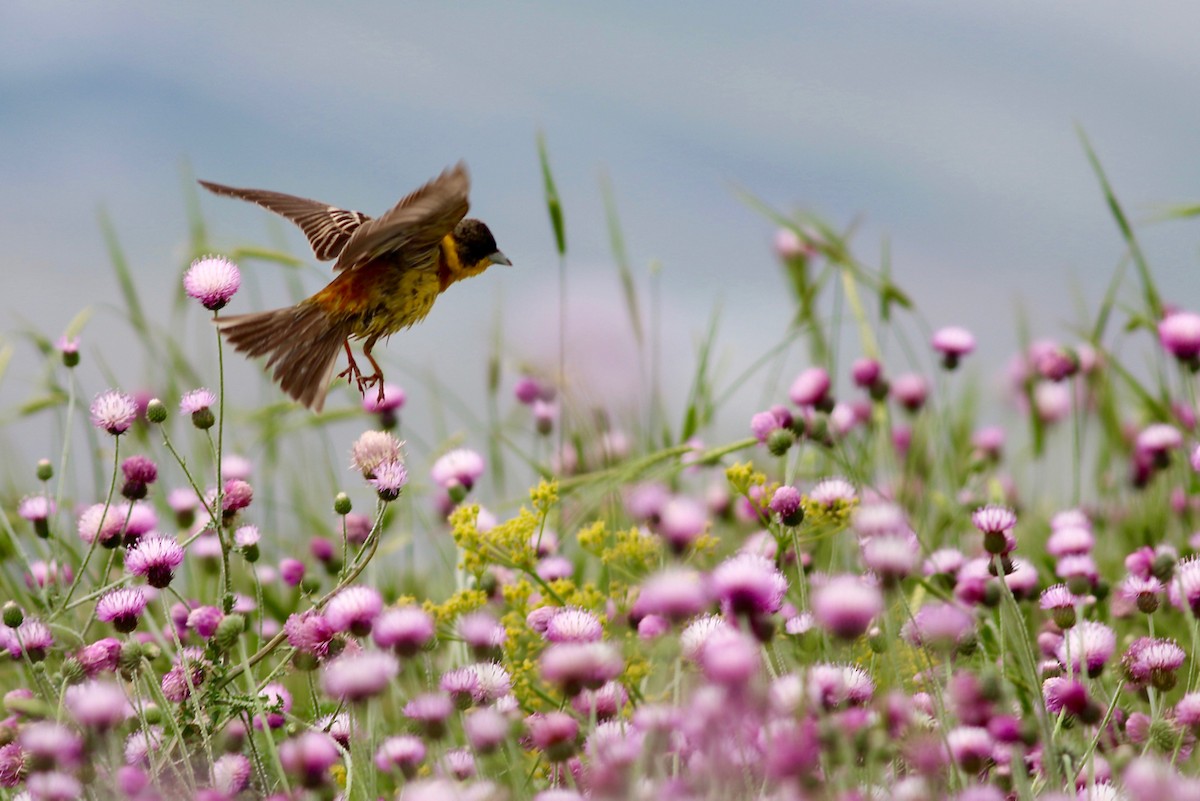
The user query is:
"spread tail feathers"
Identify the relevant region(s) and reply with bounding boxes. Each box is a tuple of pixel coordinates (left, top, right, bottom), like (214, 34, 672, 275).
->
(214, 302, 350, 412)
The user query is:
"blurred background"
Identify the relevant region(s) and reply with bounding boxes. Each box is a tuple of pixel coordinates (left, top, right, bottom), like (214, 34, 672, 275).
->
(2, 1, 1197, 481)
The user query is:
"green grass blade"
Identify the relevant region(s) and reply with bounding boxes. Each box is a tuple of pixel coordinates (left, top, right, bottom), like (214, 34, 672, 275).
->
(537, 132, 566, 256)
(600, 172, 644, 345)
(98, 208, 151, 342)
(1077, 126, 1163, 319)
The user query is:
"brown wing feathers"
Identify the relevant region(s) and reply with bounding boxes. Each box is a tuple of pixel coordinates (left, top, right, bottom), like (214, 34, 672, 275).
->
(197, 181, 370, 261)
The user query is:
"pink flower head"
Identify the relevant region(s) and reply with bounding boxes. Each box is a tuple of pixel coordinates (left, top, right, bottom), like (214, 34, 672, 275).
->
(96, 587, 147, 633)
(212, 753, 253, 795)
(363, 382, 406, 413)
(284, 610, 336, 659)
(806, 663, 874, 710)
(711, 552, 788, 616)
(901, 602, 975, 653)
(375, 735, 426, 777)
(810, 477, 856, 508)
(125, 534, 185, 588)
(789, 367, 831, 408)
(1159, 311, 1200, 362)
(1122, 636, 1186, 690)
(769, 485, 804, 526)
(656, 496, 708, 552)
(278, 731, 340, 788)
(1171, 555, 1200, 616)
(184, 255, 240, 311)
(631, 568, 710, 623)
(180, 388, 216, 415)
(325, 586, 383, 637)
(527, 712, 580, 762)
(350, 430, 403, 477)
(698, 626, 761, 685)
(751, 410, 783, 443)
(812, 574, 883, 640)
(431, 448, 485, 491)
(187, 605, 224, 639)
(539, 642, 624, 697)
(851, 357, 883, 389)
(65, 680, 131, 730)
(90, 390, 137, 436)
(932, 326, 976, 368)
(77, 637, 122, 676)
(1057, 620, 1116, 678)
(861, 530, 919, 585)
(369, 459, 408, 501)
(373, 606, 435, 656)
(544, 608, 604, 644)
(972, 504, 1017, 555)
(321, 650, 399, 702)
(403, 693, 454, 738)
(891, 373, 929, 412)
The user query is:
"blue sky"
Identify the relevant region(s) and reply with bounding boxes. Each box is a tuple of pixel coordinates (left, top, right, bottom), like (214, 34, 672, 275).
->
(1, 2, 1197, 462)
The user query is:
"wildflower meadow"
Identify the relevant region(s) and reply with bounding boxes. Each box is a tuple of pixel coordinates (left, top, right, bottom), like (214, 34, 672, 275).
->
(1, 141, 1199, 801)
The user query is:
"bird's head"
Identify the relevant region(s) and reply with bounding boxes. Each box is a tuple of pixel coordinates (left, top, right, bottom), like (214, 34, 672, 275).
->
(451, 219, 511, 277)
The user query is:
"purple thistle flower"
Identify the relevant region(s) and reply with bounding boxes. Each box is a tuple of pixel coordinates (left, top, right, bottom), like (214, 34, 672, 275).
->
(161, 648, 209, 702)
(2, 619, 53, 661)
(19, 722, 82, 771)
(631, 568, 710, 623)
(120, 455, 158, 500)
(221, 479, 254, 517)
(187, 605, 224, 639)
(932, 325, 976, 369)
(861, 530, 919, 586)
(284, 610, 336, 659)
(768, 485, 804, 526)
(1122, 637, 1187, 690)
(544, 608, 603, 644)
(1039, 583, 1080, 629)
(1057, 619, 1116, 677)
(852, 501, 909, 538)
(254, 683, 293, 729)
(806, 663, 874, 710)
(212, 753, 253, 795)
(404, 692, 455, 738)
(0, 742, 23, 788)
(90, 390, 137, 436)
(789, 367, 831, 408)
(27, 772, 83, 801)
(901, 601, 976, 653)
(1043, 676, 1093, 718)
(571, 680, 628, 721)
(698, 627, 760, 685)
(1159, 310, 1200, 363)
(711, 552, 787, 616)
(24, 560, 72, 590)
(350, 430, 403, 477)
(279, 731, 341, 789)
(125, 534, 185, 588)
(809, 477, 856, 508)
(945, 726, 993, 773)
(280, 557, 306, 587)
(96, 587, 147, 633)
(431, 448, 485, 492)
(680, 614, 731, 662)
(972, 504, 1017, 555)
(851, 357, 884, 389)
(1171, 555, 1200, 616)
(363, 382, 406, 413)
(459, 611, 507, 656)
(441, 666, 483, 708)
(325, 586, 383, 636)
(624, 482, 670, 523)
(18, 496, 55, 539)
(527, 712, 579, 762)
(372, 605, 435, 657)
(321, 650, 398, 702)
(539, 642, 624, 697)
(184, 255, 240, 311)
(750, 411, 782, 443)
(1114, 574, 1163, 615)
(1176, 694, 1200, 731)
(465, 708, 510, 754)
(812, 574, 882, 640)
(472, 662, 512, 703)
(1045, 524, 1094, 558)
(64, 680, 131, 730)
(369, 459, 409, 501)
(77, 637, 122, 676)
(890, 373, 929, 412)
(656, 496, 708, 552)
(375, 735, 426, 777)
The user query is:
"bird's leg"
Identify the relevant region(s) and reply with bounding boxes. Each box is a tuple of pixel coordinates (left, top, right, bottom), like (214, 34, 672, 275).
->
(337, 341, 364, 388)
(360, 336, 385, 403)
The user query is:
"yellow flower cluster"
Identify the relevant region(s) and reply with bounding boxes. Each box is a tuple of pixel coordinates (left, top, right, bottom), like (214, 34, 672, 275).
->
(801, 495, 858, 529)
(422, 588, 489, 626)
(449, 503, 538, 577)
(576, 520, 662, 575)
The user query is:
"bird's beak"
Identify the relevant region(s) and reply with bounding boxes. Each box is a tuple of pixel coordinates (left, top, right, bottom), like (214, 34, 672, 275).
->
(489, 251, 512, 267)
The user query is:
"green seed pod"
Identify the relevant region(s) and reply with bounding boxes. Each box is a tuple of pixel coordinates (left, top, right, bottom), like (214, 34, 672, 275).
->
(333, 492, 352, 516)
(146, 399, 168, 424)
(215, 613, 246, 652)
(35, 459, 53, 482)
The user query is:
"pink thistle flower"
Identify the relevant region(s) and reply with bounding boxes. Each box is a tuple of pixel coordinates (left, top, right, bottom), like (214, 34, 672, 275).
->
(711, 552, 787, 616)
(221, 479, 253, 517)
(0, 742, 22, 788)
(431, 448, 485, 492)
(375, 735, 426, 777)
(372, 606, 435, 657)
(120, 455, 158, 500)
(279, 731, 341, 788)
(527, 712, 579, 762)
(280, 558, 306, 587)
(369, 459, 408, 501)
(321, 649, 398, 702)
(1159, 311, 1200, 363)
(972, 504, 1017, 555)
(901, 602, 976, 653)
(769, 485, 804, 526)
(96, 587, 147, 633)
(806, 663, 874, 709)
(1045, 525, 1094, 558)
(1, 619, 52, 661)
(64, 680, 131, 730)
(1057, 620, 1116, 677)
(891, 373, 929, 412)
(932, 325, 976, 369)
(946, 726, 993, 772)
(19, 722, 82, 771)
(1114, 574, 1163, 615)
(924, 547, 966, 578)
(25, 559, 72, 590)
(459, 611, 507, 656)
(656, 496, 708, 552)
(750, 410, 783, 443)
(18, 496, 55, 537)
(350, 430, 403, 477)
(789, 367, 831, 408)
(254, 683, 293, 729)
(698, 627, 760, 685)
(1040, 584, 1081, 629)
(188, 605, 224, 639)
(852, 501, 909, 538)
(571, 680, 627, 721)
(284, 609, 336, 659)
(631, 568, 710, 623)
(861, 530, 919, 586)
(851, 357, 884, 389)
(212, 753, 252, 795)
(161, 648, 209, 703)
(812, 574, 882, 640)
(680, 614, 729, 661)
(77, 637, 121, 676)
(404, 693, 455, 738)
(1043, 677, 1094, 718)
(90, 390, 137, 435)
(971, 425, 1005, 459)
(27, 772, 82, 800)
(1170, 555, 1200, 615)
(441, 666, 483, 708)
(1176, 694, 1200, 732)
(472, 662, 512, 703)
(539, 642, 624, 697)
(325, 586, 383, 636)
(1122, 637, 1186, 690)
(465, 708, 510, 754)
(125, 534, 185, 588)
(184, 255, 240, 311)
(363, 382, 406, 413)
(544, 608, 603, 644)
(810, 477, 856, 508)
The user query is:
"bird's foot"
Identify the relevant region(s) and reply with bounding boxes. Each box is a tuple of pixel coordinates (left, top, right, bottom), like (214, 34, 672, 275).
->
(356, 371, 383, 401)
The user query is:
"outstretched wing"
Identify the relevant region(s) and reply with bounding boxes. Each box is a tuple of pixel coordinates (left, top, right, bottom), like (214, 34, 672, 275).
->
(198, 180, 371, 262)
(333, 162, 470, 273)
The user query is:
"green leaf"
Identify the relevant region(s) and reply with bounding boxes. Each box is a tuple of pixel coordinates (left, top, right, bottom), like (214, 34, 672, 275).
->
(537, 132, 567, 256)
(600, 172, 644, 344)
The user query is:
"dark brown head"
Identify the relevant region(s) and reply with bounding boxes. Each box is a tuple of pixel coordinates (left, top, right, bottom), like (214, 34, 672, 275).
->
(452, 219, 511, 270)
